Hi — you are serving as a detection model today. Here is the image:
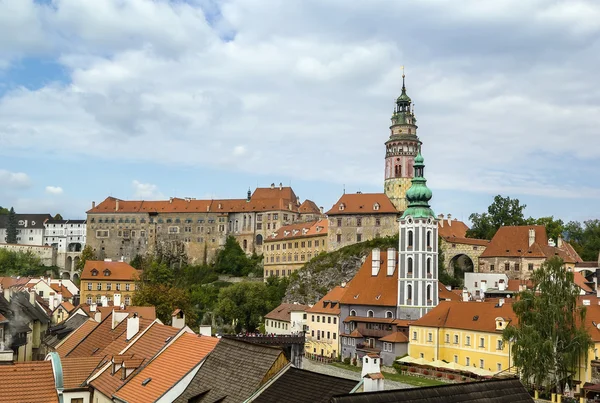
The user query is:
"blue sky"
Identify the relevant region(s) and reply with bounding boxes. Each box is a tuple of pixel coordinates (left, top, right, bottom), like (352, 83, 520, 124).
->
(0, 0, 599, 223)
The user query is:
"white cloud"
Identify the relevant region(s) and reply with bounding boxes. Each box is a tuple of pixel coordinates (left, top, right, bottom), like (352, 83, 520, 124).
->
(0, 0, 598, 200)
(45, 186, 63, 195)
(132, 180, 164, 200)
(0, 169, 31, 188)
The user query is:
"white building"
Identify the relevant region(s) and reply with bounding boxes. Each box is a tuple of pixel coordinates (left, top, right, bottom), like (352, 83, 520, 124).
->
(43, 219, 87, 277)
(0, 214, 52, 245)
(463, 273, 510, 301)
(264, 303, 310, 335)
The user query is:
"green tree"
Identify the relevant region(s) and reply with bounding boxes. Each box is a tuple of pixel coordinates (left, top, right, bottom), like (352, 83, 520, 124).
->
(213, 236, 261, 277)
(503, 257, 593, 394)
(133, 283, 196, 327)
(140, 260, 174, 286)
(0, 249, 44, 276)
(77, 245, 97, 271)
(6, 207, 17, 244)
(0, 206, 9, 215)
(527, 216, 565, 243)
(467, 195, 528, 239)
(215, 282, 271, 332)
(53, 213, 63, 220)
(565, 220, 600, 262)
(130, 254, 146, 270)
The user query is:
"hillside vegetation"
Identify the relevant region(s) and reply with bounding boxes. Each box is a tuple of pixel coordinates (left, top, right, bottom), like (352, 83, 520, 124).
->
(285, 234, 399, 305)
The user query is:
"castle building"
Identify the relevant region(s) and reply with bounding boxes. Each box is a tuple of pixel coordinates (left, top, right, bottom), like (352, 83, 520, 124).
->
(384, 73, 421, 212)
(397, 151, 439, 320)
(85, 184, 321, 264)
(263, 219, 328, 278)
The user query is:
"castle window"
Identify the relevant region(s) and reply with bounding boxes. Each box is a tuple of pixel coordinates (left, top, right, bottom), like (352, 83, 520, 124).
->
(407, 257, 413, 274)
(356, 218, 362, 227)
(386, 311, 393, 319)
(367, 310, 374, 318)
(407, 230, 413, 248)
(407, 284, 412, 302)
(426, 285, 432, 302)
(395, 165, 401, 177)
(375, 218, 380, 227)
(339, 203, 345, 211)
(350, 310, 356, 316)
(427, 231, 432, 248)
(91, 269, 98, 276)
(373, 203, 380, 211)
(427, 258, 432, 277)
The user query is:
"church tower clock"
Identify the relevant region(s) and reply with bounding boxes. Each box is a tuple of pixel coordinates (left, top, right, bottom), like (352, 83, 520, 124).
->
(384, 72, 421, 212)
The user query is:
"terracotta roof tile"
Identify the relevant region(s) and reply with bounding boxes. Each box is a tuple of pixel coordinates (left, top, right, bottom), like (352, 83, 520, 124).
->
(307, 287, 347, 315)
(437, 219, 470, 238)
(265, 219, 328, 242)
(299, 199, 322, 215)
(56, 319, 98, 357)
(81, 260, 141, 282)
(59, 301, 76, 312)
(265, 303, 311, 322)
(378, 332, 409, 343)
(326, 193, 398, 215)
(114, 333, 219, 403)
(412, 300, 517, 333)
(339, 251, 398, 307)
(50, 283, 74, 298)
(365, 372, 385, 380)
(573, 271, 594, 293)
(442, 236, 490, 246)
(438, 283, 462, 301)
(61, 356, 104, 390)
(0, 361, 58, 403)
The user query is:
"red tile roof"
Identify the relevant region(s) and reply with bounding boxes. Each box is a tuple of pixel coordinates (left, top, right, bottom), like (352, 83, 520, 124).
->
(307, 286, 347, 315)
(81, 260, 141, 282)
(265, 303, 311, 322)
(326, 193, 398, 215)
(412, 300, 517, 333)
(265, 219, 328, 242)
(61, 356, 104, 390)
(95, 306, 157, 322)
(339, 250, 398, 307)
(56, 319, 99, 357)
(0, 276, 31, 289)
(50, 283, 74, 298)
(438, 284, 462, 301)
(480, 226, 578, 263)
(437, 219, 470, 238)
(58, 301, 76, 313)
(299, 199, 321, 215)
(114, 334, 219, 403)
(442, 236, 490, 247)
(0, 361, 59, 403)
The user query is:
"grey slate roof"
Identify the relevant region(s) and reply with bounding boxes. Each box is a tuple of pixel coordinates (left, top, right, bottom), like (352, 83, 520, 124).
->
(329, 378, 534, 403)
(253, 367, 358, 403)
(43, 314, 89, 348)
(0, 214, 52, 229)
(173, 337, 286, 403)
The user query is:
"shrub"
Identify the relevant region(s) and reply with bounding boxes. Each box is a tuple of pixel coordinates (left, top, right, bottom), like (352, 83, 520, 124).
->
(343, 357, 351, 365)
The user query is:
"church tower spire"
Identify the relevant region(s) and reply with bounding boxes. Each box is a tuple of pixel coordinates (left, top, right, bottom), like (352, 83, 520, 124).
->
(396, 147, 438, 320)
(384, 69, 421, 212)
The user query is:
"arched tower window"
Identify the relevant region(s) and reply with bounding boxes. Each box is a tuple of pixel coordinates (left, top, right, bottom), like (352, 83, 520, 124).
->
(408, 230, 413, 248)
(427, 258, 432, 277)
(367, 310, 374, 318)
(243, 239, 248, 250)
(427, 231, 432, 248)
(407, 285, 412, 302)
(386, 311, 393, 319)
(350, 310, 356, 317)
(395, 165, 401, 178)
(256, 234, 263, 246)
(407, 257, 413, 274)
(427, 285, 432, 301)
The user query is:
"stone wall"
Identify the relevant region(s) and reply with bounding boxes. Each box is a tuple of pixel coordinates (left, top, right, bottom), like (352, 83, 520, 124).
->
(327, 214, 397, 252)
(478, 256, 546, 280)
(440, 238, 486, 276)
(0, 243, 56, 267)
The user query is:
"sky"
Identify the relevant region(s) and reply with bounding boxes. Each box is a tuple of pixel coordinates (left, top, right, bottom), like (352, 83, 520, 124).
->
(0, 0, 599, 223)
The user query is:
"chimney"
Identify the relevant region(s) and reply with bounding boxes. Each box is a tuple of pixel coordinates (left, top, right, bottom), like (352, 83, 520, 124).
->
(387, 248, 396, 276)
(113, 293, 121, 307)
(528, 228, 535, 247)
(371, 249, 381, 276)
(48, 292, 55, 311)
(270, 183, 275, 189)
(557, 235, 563, 248)
(100, 295, 108, 307)
(115, 200, 119, 211)
(319, 206, 324, 214)
(90, 302, 97, 312)
(171, 309, 185, 329)
(3, 287, 10, 302)
(288, 202, 293, 211)
(92, 201, 96, 209)
(498, 280, 506, 291)
(498, 298, 505, 307)
(447, 214, 452, 226)
(279, 182, 282, 190)
(199, 325, 212, 337)
(361, 354, 384, 392)
(29, 290, 36, 305)
(462, 289, 470, 302)
(438, 214, 444, 227)
(95, 311, 102, 322)
(127, 313, 140, 340)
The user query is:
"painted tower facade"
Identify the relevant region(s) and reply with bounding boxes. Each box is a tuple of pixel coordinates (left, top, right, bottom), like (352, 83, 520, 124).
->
(384, 73, 421, 212)
(396, 151, 438, 320)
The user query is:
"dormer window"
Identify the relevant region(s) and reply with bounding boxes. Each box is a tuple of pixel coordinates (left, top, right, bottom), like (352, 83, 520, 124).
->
(373, 203, 380, 211)
(91, 269, 98, 276)
(339, 203, 345, 211)
(104, 269, 111, 276)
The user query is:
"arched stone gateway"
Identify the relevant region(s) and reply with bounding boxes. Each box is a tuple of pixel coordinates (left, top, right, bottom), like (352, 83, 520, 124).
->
(73, 256, 80, 269)
(72, 273, 79, 282)
(66, 256, 73, 271)
(440, 237, 489, 276)
(61, 272, 71, 280)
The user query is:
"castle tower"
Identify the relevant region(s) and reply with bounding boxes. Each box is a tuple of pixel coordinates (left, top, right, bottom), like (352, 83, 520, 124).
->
(384, 71, 421, 212)
(396, 150, 438, 320)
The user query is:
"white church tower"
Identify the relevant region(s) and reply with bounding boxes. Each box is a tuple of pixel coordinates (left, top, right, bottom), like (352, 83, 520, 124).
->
(397, 149, 439, 320)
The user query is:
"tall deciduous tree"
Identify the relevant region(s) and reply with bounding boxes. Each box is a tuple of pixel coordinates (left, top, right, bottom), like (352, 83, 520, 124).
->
(527, 216, 565, 243)
(213, 236, 262, 277)
(0, 206, 9, 215)
(6, 207, 17, 244)
(467, 195, 528, 239)
(77, 245, 96, 271)
(503, 257, 593, 394)
(564, 220, 600, 262)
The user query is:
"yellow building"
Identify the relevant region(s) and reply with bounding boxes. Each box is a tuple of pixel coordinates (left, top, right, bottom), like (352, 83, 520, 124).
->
(305, 286, 346, 359)
(408, 300, 516, 375)
(263, 219, 328, 278)
(80, 260, 140, 306)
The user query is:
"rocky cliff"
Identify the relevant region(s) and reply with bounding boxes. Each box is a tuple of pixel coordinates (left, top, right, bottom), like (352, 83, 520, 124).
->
(284, 235, 399, 305)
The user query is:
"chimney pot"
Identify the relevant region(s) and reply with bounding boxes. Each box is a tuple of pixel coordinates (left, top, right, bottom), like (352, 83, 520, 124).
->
(387, 248, 396, 276)
(371, 249, 381, 276)
(115, 200, 119, 211)
(127, 314, 140, 340)
(92, 201, 96, 209)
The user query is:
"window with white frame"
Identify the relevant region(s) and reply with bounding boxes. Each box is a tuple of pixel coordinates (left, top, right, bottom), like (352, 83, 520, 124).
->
(497, 340, 503, 350)
(383, 342, 393, 352)
(445, 334, 449, 343)
(466, 357, 470, 366)
(427, 333, 433, 342)
(480, 359, 484, 369)
(412, 331, 417, 340)
(479, 337, 485, 348)
(466, 336, 471, 346)
(454, 334, 459, 344)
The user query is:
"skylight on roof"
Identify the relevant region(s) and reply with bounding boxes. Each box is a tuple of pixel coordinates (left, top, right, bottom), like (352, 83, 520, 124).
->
(142, 378, 152, 386)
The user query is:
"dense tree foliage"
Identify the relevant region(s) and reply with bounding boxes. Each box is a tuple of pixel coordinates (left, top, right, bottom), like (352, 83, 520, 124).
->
(6, 207, 17, 244)
(0, 249, 51, 277)
(213, 236, 262, 277)
(77, 245, 97, 271)
(53, 213, 63, 220)
(528, 216, 565, 242)
(215, 277, 289, 332)
(565, 220, 600, 262)
(0, 206, 9, 215)
(467, 195, 528, 239)
(437, 237, 462, 288)
(503, 257, 593, 393)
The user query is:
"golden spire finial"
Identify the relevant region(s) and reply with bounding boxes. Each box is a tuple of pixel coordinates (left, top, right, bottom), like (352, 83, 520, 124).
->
(401, 65, 405, 78)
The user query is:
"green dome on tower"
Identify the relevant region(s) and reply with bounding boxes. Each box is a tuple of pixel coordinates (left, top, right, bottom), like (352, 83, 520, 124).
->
(402, 150, 435, 219)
